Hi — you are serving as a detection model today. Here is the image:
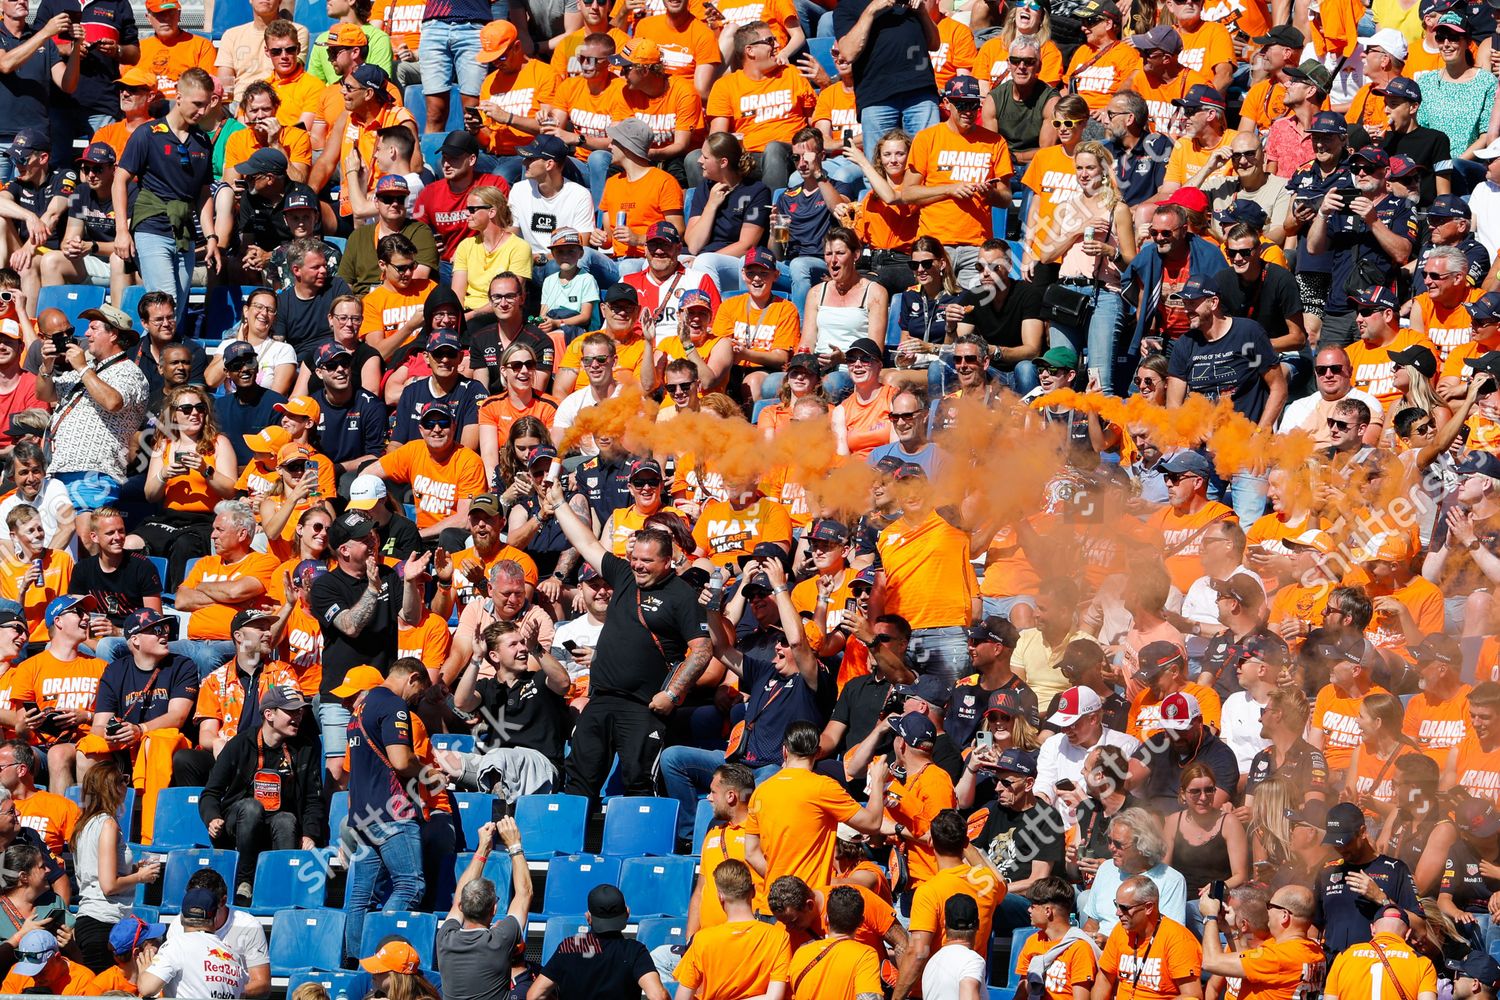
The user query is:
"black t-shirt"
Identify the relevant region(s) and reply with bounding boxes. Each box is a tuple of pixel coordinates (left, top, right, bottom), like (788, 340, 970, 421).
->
(468, 322, 556, 388)
(959, 279, 1043, 355)
(1138, 730, 1241, 813)
(591, 554, 708, 703)
(237, 181, 317, 253)
(1167, 318, 1276, 423)
(540, 934, 654, 1000)
(309, 564, 400, 692)
(0, 26, 60, 139)
(474, 672, 568, 765)
(1438, 836, 1499, 912)
(944, 675, 1038, 748)
(275, 276, 353, 363)
(32, 0, 138, 117)
(216, 385, 288, 466)
(974, 799, 1066, 882)
(832, 0, 938, 110)
(68, 552, 162, 625)
(72, 181, 116, 244)
(1381, 126, 1450, 207)
(1313, 853, 1422, 956)
(7, 168, 74, 250)
(96, 653, 199, 724)
(685, 179, 771, 253)
(1211, 264, 1301, 346)
(828, 672, 897, 755)
(378, 512, 424, 565)
(1244, 738, 1330, 801)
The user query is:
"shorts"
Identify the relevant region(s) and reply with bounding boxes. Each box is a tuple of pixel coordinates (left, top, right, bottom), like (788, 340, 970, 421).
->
(315, 697, 351, 759)
(82, 254, 111, 284)
(981, 595, 1038, 622)
(417, 21, 486, 98)
(55, 471, 122, 511)
(1296, 271, 1331, 319)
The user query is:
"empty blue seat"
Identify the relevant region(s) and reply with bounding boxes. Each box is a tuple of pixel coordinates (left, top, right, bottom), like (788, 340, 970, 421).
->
(285, 969, 368, 998)
(1003, 928, 1038, 987)
(64, 785, 134, 833)
(148, 787, 211, 850)
(270, 907, 346, 976)
(359, 911, 439, 972)
(431, 733, 476, 754)
(452, 792, 493, 849)
(159, 849, 239, 915)
(601, 797, 677, 856)
(541, 915, 591, 962)
(618, 856, 694, 918)
(634, 916, 687, 952)
(691, 798, 716, 855)
(328, 791, 348, 845)
(515, 794, 587, 859)
(446, 852, 512, 913)
(115, 285, 147, 322)
(38, 285, 106, 334)
(247, 851, 329, 915)
(541, 855, 621, 916)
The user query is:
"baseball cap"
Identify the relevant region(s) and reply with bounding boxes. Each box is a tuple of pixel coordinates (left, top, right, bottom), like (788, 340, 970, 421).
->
(983, 689, 1027, 719)
(1427, 194, 1471, 221)
(899, 674, 951, 709)
(109, 915, 168, 956)
(1387, 155, 1423, 180)
(889, 711, 937, 750)
(787, 353, 819, 374)
(851, 567, 876, 589)
(603, 282, 639, 306)
(238, 147, 288, 177)
(350, 63, 390, 93)
(285, 189, 316, 212)
(1239, 630, 1290, 668)
(1366, 27, 1409, 60)
(1322, 801, 1366, 846)
(373, 174, 409, 195)
(1156, 691, 1202, 731)
(1171, 83, 1226, 111)
(243, 426, 290, 456)
(943, 76, 982, 102)
(807, 518, 850, 544)
(528, 444, 559, 467)
(476, 19, 519, 63)
(1353, 285, 1399, 311)
(1216, 199, 1267, 229)
(845, 337, 883, 361)
(612, 37, 663, 67)
(44, 594, 96, 629)
(1060, 638, 1104, 678)
(517, 134, 570, 162)
(1412, 632, 1462, 666)
(1436, 10, 1469, 31)
(1129, 25, 1182, 55)
(274, 396, 321, 421)
(12, 930, 57, 977)
(892, 462, 926, 482)
(346, 474, 387, 511)
(944, 894, 980, 932)
(1286, 528, 1337, 555)
(122, 608, 173, 638)
(1452, 955, 1500, 991)
(629, 457, 663, 480)
(0, 607, 26, 632)
(180, 887, 219, 921)
(588, 884, 630, 932)
(1047, 686, 1104, 727)
(1458, 451, 1500, 482)
(426, 329, 461, 353)
(1075, 0, 1122, 21)
(330, 665, 384, 698)
(145, 0, 180, 11)
(328, 509, 378, 546)
(360, 940, 421, 975)
(1350, 146, 1390, 168)
(1459, 796, 1500, 838)
(1471, 293, 1500, 326)
(1307, 110, 1348, 134)
(1178, 276, 1217, 301)
(1209, 575, 1263, 607)
(993, 748, 1038, 776)
(1286, 60, 1334, 94)
(743, 246, 776, 271)
(1160, 450, 1213, 477)
(1354, 531, 1410, 564)
(1162, 186, 1210, 213)
(260, 683, 308, 713)
(1373, 75, 1421, 102)
(1037, 345, 1079, 370)
(1252, 24, 1305, 46)
(1466, 351, 1500, 379)
(78, 142, 116, 166)
(549, 227, 583, 249)
(8, 128, 46, 160)
(646, 221, 682, 243)
(326, 22, 368, 46)
(315, 342, 353, 368)
(276, 443, 312, 470)
(469, 493, 503, 517)
(439, 130, 479, 158)
(1135, 640, 1188, 682)
(230, 608, 277, 634)
(417, 400, 454, 422)
(967, 615, 1019, 647)
(221, 340, 258, 368)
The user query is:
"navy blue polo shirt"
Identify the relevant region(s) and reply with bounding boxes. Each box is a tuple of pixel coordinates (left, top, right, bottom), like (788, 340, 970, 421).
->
(314, 386, 388, 466)
(1103, 132, 1174, 207)
(0, 25, 60, 139)
(73, 178, 115, 243)
(579, 455, 632, 525)
(217, 385, 288, 465)
(1287, 162, 1351, 275)
(738, 633, 831, 767)
(7, 167, 75, 250)
(1320, 193, 1418, 316)
(390, 376, 485, 445)
(119, 118, 213, 238)
(775, 177, 859, 259)
(33, 0, 138, 118)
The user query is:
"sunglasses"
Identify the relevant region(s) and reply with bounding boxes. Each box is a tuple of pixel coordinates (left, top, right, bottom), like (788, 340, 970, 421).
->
(1435, 28, 1466, 41)
(581, 355, 613, 367)
(1229, 150, 1258, 162)
(282, 461, 309, 475)
(950, 100, 982, 112)
(173, 401, 207, 414)
(267, 45, 299, 55)
(504, 360, 536, 371)
(888, 410, 921, 422)
(1315, 364, 1347, 376)
(1350, 162, 1382, 175)
(465, 204, 491, 213)
(1107, 836, 1132, 849)
(377, 195, 408, 206)
(910, 258, 938, 270)
(953, 354, 983, 366)
(1186, 786, 1216, 797)
(1225, 246, 1256, 260)
(1008, 56, 1039, 66)
(1356, 306, 1385, 316)
(1053, 118, 1083, 129)
(664, 381, 697, 395)
(630, 476, 662, 487)
(1422, 270, 1454, 280)
(386, 260, 417, 273)
(428, 348, 460, 360)
(340, 80, 368, 92)
(224, 358, 257, 372)
(1136, 375, 1159, 387)
(419, 417, 453, 430)
(1163, 471, 1199, 484)
(1326, 417, 1352, 430)
(1150, 228, 1181, 239)
(745, 37, 778, 50)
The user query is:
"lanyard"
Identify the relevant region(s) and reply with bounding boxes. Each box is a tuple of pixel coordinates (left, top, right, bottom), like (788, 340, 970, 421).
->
(1125, 930, 1159, 1000)
(256, 730, 289, 772)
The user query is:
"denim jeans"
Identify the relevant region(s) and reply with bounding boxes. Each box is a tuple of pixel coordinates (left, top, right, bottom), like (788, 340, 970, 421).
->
(343, 818, 426, 959)
(418, 20, 486, 97)
(996, 361, 1040, 396)
(694, 252, 746, 295)
(134, 232, 192, 328)
(169, 639, 236, 680)
(783, 256, 828, 313)
(660, 746, 778, 841)
(909, 626, 970, 686)
(0, 141, 13, 185)
(87, 113, 117, 133)
(860, 95, 942, 160)
(585, 149, 613, 205)
(982, 595, 1037, 622)
(315, 697, 352, 759)
(1048, 288, 1127, 396)
(754, 142, 795, 192)
(54, 471, 123, 512)
(946, 244, 982, 289)
(1227, 472, 1268, 526)
(490, 155, 524, 185)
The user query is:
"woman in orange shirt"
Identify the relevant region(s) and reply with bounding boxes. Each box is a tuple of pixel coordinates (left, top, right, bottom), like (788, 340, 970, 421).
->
(478, 344, 558, 480)
(844, 130, 922, 290)
(833, 341, 898, 456)
(131, 386, 239, 590)
(757, 354, 830, 438)
(1346, 691, 1421, 821)
(259, 443, 333, 562)
(974, 0, 1066, 91)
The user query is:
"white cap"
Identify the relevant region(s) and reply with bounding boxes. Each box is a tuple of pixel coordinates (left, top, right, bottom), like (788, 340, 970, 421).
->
(1047, 686, 1104, 727)
(346, 474, 388, 511)
(1366, 28, 1408, 61)
(1477, 137, 1500, 161)
(836, 823, 862, 840)
(1157, 691, 1202, 731)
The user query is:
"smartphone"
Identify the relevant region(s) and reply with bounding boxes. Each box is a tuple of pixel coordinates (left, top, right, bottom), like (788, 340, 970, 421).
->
(105, 716, 124, 736)
(1209, 879, 1228, 904)
(976, 730, 994, 750)
(844, 597, 857, 612)
(51, 332, 70, 356)
(18, 701, 37, 717)
(1331, 185, 1359, 206)
(1054, 779, 1075, 792)
(561, 639, 579, 653)
(842, 127, 853, 147)
(491, 798, 512, 823)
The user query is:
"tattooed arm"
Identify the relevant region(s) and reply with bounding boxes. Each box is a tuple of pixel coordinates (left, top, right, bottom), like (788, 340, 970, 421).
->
(331, 553, 384, 637)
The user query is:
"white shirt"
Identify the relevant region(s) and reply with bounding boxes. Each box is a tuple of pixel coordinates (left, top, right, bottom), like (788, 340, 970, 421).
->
(1179, 566, 1264, 629)
(166, 909, 270, 970)
(1277, 387, 1384, 437)
(922, 943, 987, 1000)
(0, 479, 72, 548)
(552, 382, 622, 456)
(1473, 180, 1500, 257)
(1220, 690, 1270, 773)
(1034, 726, 1141, 819)
(552, 614, 604, 683)
(1303, 41, 1365, 107)
(146, 930, 248, 999)
(507, 179, 596, 255)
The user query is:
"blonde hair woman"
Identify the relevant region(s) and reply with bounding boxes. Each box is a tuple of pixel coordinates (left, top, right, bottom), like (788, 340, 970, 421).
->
(451, 185, 533, 310)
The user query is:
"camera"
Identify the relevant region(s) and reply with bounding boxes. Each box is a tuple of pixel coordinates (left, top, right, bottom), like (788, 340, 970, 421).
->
(882, 687, 905, 716)
(1331, 185, 1360, 208)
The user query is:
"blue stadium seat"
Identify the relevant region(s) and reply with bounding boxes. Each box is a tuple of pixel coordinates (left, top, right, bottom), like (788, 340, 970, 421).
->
(446, 852, 512, 913)
(64, 785, 134, 832)
(147, 557, 171, 602)
(690, 798, 715, 855)
(285, 969, 369, 998)
(293, 1, 333, 39)
(115, 285, 147, 323)
(807, 36, 837, 78)
(133, 905, 161, 923)
(618, 856, 694, 917)
(148, 788, 212, 850)
(37, 285, 106, 334)
(1003, 928, 1038, 987)
(749, 398, 775, 426)
(601, 797, 677, 856)
(541, 915, 591, 963)
(514, 794, 587, 859)
(541, 855, 621, 916)
(199, 285, 254, 341)
(989, 989, 1017, 1000)
(359, 911, 439, 972)
(269, 907, 346, 976)
(324, 235, 348, 252)
(431, 733, 476, 754)
(452, 792, 493, 849)
(159, 849, 239, 915)
(634, 916, 687, 952)
(328, 791, 348, 847)
(247, 850, 329, 915)
(404, 86, 426, 132)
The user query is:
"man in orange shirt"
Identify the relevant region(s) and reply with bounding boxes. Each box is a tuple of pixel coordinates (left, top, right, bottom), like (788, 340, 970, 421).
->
(673, 860, 792, 1000)
(174, 501, 281, 678)
(613, 38, 707, 176)
(705, 21, 815, 190)
(1169, 0, 1234, 93)
(1311, 636, 1390, 773)
(360, 231, 437, 353)
(307, 62, 420, 214)
(1147, 450, 1238, 594)
(1238, 25, 1302, 131)
(1324, 906, 1436, 1000)
(1443, 681, 1500, 803)
(631, 0, 720, 99)
(0, 741, 78, 861)
(1159, 85, 1236, 201)
(691, 762, 764, 932)
(905, 75, 1014, 287)
(221, 82, 314, 184)
(446, 493, 539, 613)
(475, 20, 561, 181)
(1403, 634, 1470, 761)
(87, 914, 167, 995)
(1126, 27, 1206, 138)
(1129, 640, 1223, 740)
(1199, 884, 1324, 1000)
(132, 0, 216, 100)
(1092, 875, 1204, 1000)
(11, 596, 107, 792)
(264, 19, 324, 130)
(366, 400, 488, 548)
(881, 712, 957, 889)
(786, 886, 885, 1000)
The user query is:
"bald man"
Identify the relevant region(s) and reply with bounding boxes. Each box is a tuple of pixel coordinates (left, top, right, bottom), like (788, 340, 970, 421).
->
(1325, 906, 1437, 1000)
(1201, 884, 1324, 1000)
(26, 310, 73, 376)
(1276, 346, 1385, 446)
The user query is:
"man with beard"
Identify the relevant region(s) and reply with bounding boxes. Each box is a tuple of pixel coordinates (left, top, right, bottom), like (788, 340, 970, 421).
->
(1282, 111, 1351, 345)
(389, 296, 484, 451)
(1238, 25, 1303, 132)
(1158, 85, 1235, 204)
(1168, 278, 1287, 435)
(1101, 91, 1173, 207)
(973, 749, 1065, 931)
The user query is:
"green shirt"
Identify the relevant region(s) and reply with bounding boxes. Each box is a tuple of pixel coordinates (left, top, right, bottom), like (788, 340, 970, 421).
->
(338, 219, 441, 294)
(308, 24, 395, 84)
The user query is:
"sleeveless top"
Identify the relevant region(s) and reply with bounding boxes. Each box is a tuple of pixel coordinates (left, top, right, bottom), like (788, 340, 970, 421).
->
(814, 280, 875, 355)
(162, 440, 217, 513)
(1057, 205, 1124, 291)
(1173, 815, 1233, 896)
(840, 383, 898, 456)
(76, 813, 134, 922)
(992, 79, 1059, 155)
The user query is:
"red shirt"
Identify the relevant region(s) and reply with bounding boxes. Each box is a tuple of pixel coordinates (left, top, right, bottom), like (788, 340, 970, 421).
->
(411, 173, 509, 261)
(0, 373, 43, 449)
(623, 266, 721, 336)
(1160, 254, 1192, 341)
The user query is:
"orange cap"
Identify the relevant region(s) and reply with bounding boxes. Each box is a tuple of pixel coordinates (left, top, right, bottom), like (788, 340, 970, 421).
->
(243, 426, 291, 456)
(331, 665, 385, 698)
(144, 0, 179, 13)
(1355, 531, 1410, 565)
(274, 395, 321, 421)
(359, 940, 420, 975)
(276, 443, 312, 466)
(1287, 529, 1336, 556)
(616, 37, 663, 66)
(118, 65, 157, 89)
(326, 22, 368, 46)
(476, 20, 518, 63)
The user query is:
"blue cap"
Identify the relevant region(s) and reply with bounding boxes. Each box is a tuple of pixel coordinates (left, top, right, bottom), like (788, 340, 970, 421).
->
(1458, 450, 1500, 481)
(12, 930, 57, 977)
(889, 710, 936, 749)
(1323, 801, 1366, 847)
(1472, 293, 1500, 324)
(943, 76, 982, 102)
(808, 518, 849, 544)
(1178, 276, 1218, 300)
(993, 748, 1038, 776)
(45, 594, 96, 630)
(1452, 955, 1500, 989)
(743, 246, 776, 271)
(1307, 111, 1349, 135)
(425, 329, 461, 352)
(852, 567, 876, 588)
(1216, 199, 1267, 228)
(1427, 194, 1470, 220)
(350, 62, 391, 92)
(122, 608, 174, 638)
(898, 673, 951, 708)
(9, 128, 48, 160)
(109, 915, 168, 956)
(1171, 83, 1226, 112)
(1373, 75, 1422, 102)
(222, 340, 258, 367)
(1354, 285, 1399, 311)
(180, 886, 219, 921)
(517, 134, 571, 161)
(1160, 450, 1213, 477)
(315, 341, 353, 367)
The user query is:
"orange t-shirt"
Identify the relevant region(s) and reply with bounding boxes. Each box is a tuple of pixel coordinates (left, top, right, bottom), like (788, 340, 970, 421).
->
(1014, 931, 1099, 1000)
(1450, 732, 1500, 803)
(182, 551, 282, 640)
(1064, 40, 1143, 112)
(10, 648, 106, 744)
(1233, 935, 1327, 1000)
(550, 26, 632, 74)
(877, 511, 978, 631)
(1324, 933, 1435, 1000)
(613, 74, 705, 152)
(1166, 129, 1238, 186)
(379, 441, 489, 531)
(478, 393, 558, 440)
(706, 66, 816, 153)
(196, 660, 299, 742)
(855, 187, 921, 252)
(0, 551, 72, 645)
(930, 16, 978, 91)
(712, 293, 801, 358)
(1, 958, 96, 996)
(133, 32, 218, 100)
(1267, 580, 1332, 632)
(1130, 68, 1212, 136)
(282, 602, 323, 696)
(1241, 79, 1290, 131)
(1310, 0, 1362, 56)
(980, 521, 1042, 599)
(90, 119, 139, 159)
(1412, 290, 1483, 364)
(691, 496, 794, 569)
(599, 167, 685, 257)
(1441, 333, 1500, 384)
(397, 608, 453, 671)
(699, 821, 768, 928)
(1176, 20, 1235, 77)
(907, 122, 1014, 247)
(1346, 330, 1441, 408)
(559, 331, 651, 388)
(271, 67, 325, 128)
(909, 862, 1005, 956)
(1099, 918, 1204, 1000)
(837, 383, 898, 457)
(1403, 685, 1471, 762)
(479, 61, 562, 157)
(371, 0, 423, 50)
(632, 15, 720, 78)
(85, 965, 138, 996)
(14, 788, 80, 859)
(788, 938, 883, 1000)
(556, 75, 626, 163)
(813, 82, 859, 143)
(1312, 682, 1391, 772)
(450, 543, 539, 609)
(1022, 144, 1082, 260)
(360, 279, 436, 342)
(337, 102, 418, 215)
(1203, 0, 1270, 38)
(1147, 501, 1237, 593)
(744, 767, 861, 892)
(974, 36, 1064, 88)
(674, 919, 792, 1000)
(223, 123, 313, 175)
(1352, 741, 1420, 808)
(1346, 83, 1387, 135)
(1128, 681, 1223, 740)
(885, 761, 957, 887)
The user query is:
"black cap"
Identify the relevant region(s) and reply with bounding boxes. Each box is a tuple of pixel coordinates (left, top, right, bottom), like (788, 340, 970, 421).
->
(329, 509, 378, 547)
(603, 283, 639, 306)
(1134, 640, 1188, 682)
(1388, 343, 1438, 378)
(439, 130, 480, 157)
(587, 884, 629, 931)
(967, 615, 1019, 647)
(944, 893, 981, 932)
(238, 147, 289, 177)
(844, 337, 882, 361)
(1252, 24, 1305, 46)
(1323, 801, 1366, 847)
